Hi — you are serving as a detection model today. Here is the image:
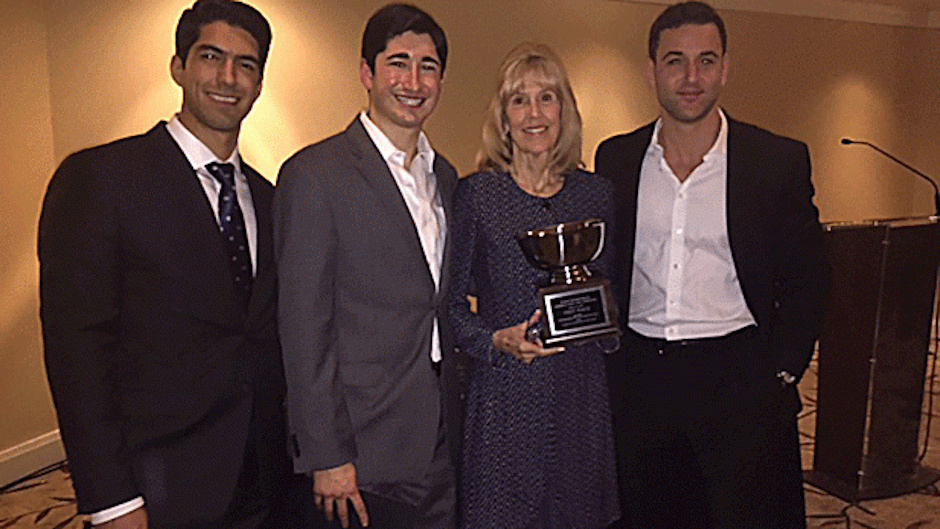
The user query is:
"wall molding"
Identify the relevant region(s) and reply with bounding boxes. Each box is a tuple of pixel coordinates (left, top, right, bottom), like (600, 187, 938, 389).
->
(619, 0, 940, 28)
(0, 430, 65, 488)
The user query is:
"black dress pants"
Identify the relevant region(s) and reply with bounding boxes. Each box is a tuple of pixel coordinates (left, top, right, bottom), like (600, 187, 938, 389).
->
(609, 328, 806, 529)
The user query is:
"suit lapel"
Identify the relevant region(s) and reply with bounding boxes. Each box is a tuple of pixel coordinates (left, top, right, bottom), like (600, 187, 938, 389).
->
(726, 119, 747, 254)
(434, 156, 457, 207)
(244, 164, 276, 320)
(344, 119, 436, 292)
(433, 157, 456, 302)
(146, 123, 245, 323)
(724, 118, 761, 307)
(620, 124, 655, 307)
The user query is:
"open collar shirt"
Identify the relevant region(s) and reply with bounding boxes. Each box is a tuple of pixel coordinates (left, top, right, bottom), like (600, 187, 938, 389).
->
(629, 109, 756, 341)
(360, 111, 446, 362)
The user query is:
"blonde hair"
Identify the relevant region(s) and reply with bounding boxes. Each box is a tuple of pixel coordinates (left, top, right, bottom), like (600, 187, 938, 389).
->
(476, 42, 583, 176)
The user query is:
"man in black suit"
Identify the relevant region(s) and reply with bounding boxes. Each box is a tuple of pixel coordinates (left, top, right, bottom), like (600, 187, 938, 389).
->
(594, 2, 829, 528)
(39, 2, 296, 527)
(274, 4, 458, 528)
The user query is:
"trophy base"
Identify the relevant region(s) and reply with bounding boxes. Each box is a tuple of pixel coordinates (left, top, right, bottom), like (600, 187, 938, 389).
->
(537, 277, 620, 347)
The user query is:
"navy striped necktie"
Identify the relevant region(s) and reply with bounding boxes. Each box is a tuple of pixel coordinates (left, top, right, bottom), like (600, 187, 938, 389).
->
(206, 162, 252, 303)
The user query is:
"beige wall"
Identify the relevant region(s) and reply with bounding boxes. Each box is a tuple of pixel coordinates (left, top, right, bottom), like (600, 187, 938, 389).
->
(2, 0, 939, 480)
(722, 10, 939, 220)
(0, 0, 59, 457)
(39, 0, 940, 216)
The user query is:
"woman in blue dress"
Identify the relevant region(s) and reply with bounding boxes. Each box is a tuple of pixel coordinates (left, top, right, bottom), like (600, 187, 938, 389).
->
(449, 42, 619, 529)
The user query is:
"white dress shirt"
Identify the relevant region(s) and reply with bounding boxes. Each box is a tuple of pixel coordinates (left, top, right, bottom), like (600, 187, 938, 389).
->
(360, 111, 446, 362)
(90, 117, 258, 525)
(629, 110, 756, 341)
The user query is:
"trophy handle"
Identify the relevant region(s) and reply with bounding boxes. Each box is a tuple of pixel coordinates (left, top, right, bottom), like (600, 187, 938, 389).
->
(591, 221, 606, 262)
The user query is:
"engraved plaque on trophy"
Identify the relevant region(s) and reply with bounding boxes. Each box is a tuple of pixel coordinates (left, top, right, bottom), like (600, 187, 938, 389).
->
(516, 218, 620, 347)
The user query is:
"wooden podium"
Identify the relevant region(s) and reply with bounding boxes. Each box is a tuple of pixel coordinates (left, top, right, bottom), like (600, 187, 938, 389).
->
(804, 217, 940, 501)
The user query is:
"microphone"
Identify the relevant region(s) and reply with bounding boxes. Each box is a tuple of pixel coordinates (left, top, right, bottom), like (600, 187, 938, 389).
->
(841, 138, 940, 216)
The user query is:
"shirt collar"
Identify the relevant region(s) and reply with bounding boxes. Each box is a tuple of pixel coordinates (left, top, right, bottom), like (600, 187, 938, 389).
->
(646, 108, 728, 161)
(165, 115, 242, 174)
(359, 111, 436, 173)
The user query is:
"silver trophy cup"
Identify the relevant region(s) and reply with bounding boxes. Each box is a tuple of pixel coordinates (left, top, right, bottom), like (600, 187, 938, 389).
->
(516, 218, 620, 346)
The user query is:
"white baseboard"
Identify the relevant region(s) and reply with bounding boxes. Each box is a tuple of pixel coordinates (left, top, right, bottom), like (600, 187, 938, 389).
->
(0, 430, 66, 488)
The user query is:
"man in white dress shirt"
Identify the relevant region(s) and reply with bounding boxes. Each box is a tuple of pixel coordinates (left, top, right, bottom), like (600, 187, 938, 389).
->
(273, 4, 459, 528)
(594, 2, 829, 528)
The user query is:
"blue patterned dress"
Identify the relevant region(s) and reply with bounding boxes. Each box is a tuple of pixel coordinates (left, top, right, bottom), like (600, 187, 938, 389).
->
(449, 170, 619, 529)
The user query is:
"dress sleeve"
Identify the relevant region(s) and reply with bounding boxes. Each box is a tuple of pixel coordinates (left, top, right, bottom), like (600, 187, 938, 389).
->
(448, 179, 500, 364)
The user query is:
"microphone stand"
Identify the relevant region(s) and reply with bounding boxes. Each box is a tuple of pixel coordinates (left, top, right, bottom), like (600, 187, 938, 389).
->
(841, 138, 940, 216)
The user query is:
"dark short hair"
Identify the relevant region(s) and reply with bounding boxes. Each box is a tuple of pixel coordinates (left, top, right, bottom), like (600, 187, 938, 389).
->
(176, 0, 272, 71)
(361, 3, 448, 75)
(648, 1, 726, 60)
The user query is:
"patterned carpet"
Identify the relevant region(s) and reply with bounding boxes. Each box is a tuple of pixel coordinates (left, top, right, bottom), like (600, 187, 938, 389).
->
(0, 464, 80, 528)
(2, 354, 939, 528)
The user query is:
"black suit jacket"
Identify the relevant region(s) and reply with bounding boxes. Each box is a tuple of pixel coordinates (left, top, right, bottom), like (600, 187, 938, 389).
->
(39, 123, 288, 524)
(273, 117, 460, 490)
(594, 117, 829, 383)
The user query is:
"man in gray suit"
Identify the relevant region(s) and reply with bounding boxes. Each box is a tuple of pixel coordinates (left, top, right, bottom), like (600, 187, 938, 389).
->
(273, 4, 457, 528)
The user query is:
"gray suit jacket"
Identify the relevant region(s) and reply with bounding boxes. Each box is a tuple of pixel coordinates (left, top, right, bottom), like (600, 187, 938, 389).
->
(273, 118, 459, 486)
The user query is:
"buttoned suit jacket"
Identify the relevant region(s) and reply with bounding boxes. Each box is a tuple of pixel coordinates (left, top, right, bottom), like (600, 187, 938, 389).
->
(39, 123, 288, 525)
(594, 117, 829, 408)
(273, 118, 460, 488)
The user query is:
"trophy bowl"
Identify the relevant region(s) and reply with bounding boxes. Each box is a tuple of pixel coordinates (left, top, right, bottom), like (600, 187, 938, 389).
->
(516, 218, 605, 284)
(515, 218, 619, 346)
